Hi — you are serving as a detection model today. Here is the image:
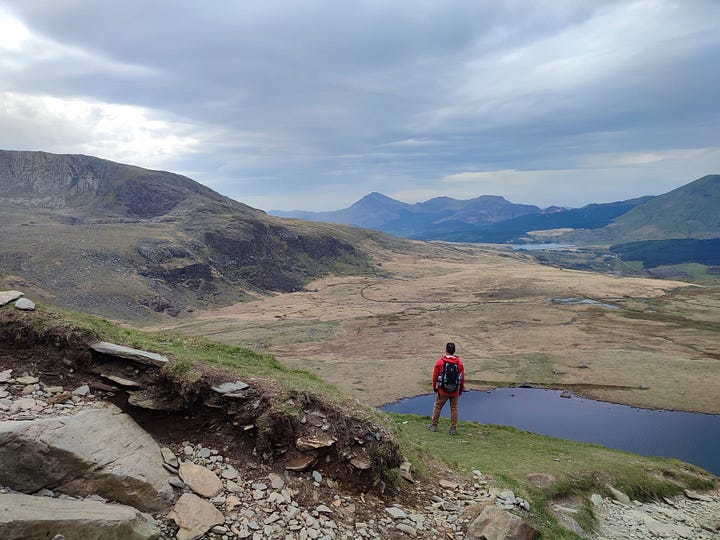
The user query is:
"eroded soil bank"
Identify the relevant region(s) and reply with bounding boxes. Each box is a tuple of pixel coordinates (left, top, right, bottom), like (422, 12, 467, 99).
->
(0, 309, 402, 495)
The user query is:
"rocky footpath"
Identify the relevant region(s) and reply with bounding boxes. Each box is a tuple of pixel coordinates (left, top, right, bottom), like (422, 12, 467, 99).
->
(0, 367, 541, 539)
(0, 301, 545, 539)
(591, 487, 720, 539)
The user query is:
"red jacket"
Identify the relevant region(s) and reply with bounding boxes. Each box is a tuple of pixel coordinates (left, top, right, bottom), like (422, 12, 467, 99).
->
(432, 354, 465, 397)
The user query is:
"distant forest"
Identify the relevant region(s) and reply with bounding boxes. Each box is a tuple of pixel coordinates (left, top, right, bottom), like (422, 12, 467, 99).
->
(610, 238, 720, 268)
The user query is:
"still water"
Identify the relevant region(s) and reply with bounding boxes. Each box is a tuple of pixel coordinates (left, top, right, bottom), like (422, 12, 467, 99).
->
(510, 243, 574, 251)
(381, 388, 720, 475)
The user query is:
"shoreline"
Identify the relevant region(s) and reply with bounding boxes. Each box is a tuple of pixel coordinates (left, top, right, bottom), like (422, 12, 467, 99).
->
(380, 383, 720, 416)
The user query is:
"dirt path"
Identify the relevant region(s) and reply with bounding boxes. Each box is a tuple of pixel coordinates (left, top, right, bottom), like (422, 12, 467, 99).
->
(160, 244, 720, 413)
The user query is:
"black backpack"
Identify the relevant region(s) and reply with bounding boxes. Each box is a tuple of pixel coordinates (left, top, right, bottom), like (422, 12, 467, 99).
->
(439, 360, 461, 393)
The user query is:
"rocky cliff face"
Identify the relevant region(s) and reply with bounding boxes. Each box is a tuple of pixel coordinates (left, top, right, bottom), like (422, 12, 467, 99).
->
(0, 150, 241, 218)
(0, 150, 377, 319)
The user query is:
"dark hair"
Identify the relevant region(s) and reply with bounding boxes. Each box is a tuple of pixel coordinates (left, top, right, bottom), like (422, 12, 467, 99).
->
(446, 342, 456, 355)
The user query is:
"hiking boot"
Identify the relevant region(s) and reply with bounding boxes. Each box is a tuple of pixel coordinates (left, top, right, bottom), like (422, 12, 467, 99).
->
(449, 428, 458, 436)
(426, 424, 437, 432)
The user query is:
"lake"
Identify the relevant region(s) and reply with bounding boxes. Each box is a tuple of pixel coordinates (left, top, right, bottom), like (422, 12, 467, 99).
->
(511, 243, 574, 251)
(381, 388, 720, 475)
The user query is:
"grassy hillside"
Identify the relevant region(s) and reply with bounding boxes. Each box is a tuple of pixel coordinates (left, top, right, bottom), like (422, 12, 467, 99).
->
(0, 150, 398, 320)
(411, 197, 651, 242)
(611, 238, 720, 268)
(2, 304, 715, 539)
(571, 175, 720, 244)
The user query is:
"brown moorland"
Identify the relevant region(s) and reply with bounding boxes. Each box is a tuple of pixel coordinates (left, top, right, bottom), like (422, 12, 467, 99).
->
(160, 242, 720, 413)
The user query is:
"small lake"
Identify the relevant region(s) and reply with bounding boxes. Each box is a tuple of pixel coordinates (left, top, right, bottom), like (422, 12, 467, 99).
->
(511, 243, 574, 251)
(381, 388, 720, 475)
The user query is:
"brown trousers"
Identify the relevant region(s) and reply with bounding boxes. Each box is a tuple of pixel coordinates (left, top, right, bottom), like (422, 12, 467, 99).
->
(431, 393, 459, 429)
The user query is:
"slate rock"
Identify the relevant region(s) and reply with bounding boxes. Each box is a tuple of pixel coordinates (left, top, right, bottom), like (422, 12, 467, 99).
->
(167, 493, 224, 540)
(607, 485, 631, 505)
(211, 381, 249, 394)
(467, 505, 539, 540)
(683, 489, 714, 502)
(14, 298, 35, 311)
(72, 384, 90, 396)
(296, 436, 336, 451)
(179, 462, 223, 498)
(0, 290, 23, 306)
(0, 404, 174, 512)
(90, 341, 168, 367)
(386, 507, 407, 520)
(0, 492, 160, 540)
(161, 447, 179, 468)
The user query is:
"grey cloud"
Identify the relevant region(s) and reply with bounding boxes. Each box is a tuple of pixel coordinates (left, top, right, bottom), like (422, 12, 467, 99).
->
(1, 0, 719, 209)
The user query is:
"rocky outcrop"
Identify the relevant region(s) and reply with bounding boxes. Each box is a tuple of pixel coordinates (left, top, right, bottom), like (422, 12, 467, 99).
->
(0, 404, 174, 512)
(593, 488, 720, 539)
(0, 493, 160, 540)
(466, 505, 539, 540)
(0, 151, 379, 319)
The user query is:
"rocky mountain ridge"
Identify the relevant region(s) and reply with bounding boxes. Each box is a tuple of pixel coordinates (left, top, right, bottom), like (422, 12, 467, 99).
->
(273, 174, 720, 245)
(271, 192, 541, 237)
(0, 150, 390, 320)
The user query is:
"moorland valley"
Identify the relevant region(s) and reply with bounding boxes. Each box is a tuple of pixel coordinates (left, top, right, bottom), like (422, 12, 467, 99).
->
(1, 150, 719, 539)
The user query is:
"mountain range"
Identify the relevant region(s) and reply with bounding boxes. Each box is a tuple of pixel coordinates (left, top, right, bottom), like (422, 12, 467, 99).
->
(272, 192, 544, 237)
(1, 150, 718, 319)
(272, 175, 720, 244)
(0, 150, 390, 320)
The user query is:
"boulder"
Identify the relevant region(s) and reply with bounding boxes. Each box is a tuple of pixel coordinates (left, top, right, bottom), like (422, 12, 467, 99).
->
(0, 404, 174, 512)
(14, 298, 36, 311)
(606, 485, 631, 505)
(467, 505, 539, 540)
(178, 462, 223, 498)
(0, 492, 160, 540)
(90, 341, 168, 367)
(167, 493, 224, 540)
(0, 290, 23, 306)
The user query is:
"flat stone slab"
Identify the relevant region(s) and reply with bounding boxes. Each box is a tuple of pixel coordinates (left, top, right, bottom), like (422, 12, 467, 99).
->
(179, 462, 223, 498)
(0, 290, 23, 306)
(0, 404, 174, 512)
(283, 454, 316, 471)
(101, 373, 142, 388)
(168, 493, 224, 540)
(211, 381, 249, 394)
(0, 492, 160, 540)
(90, 341, 168, 367)
(295, 436, 336, 451)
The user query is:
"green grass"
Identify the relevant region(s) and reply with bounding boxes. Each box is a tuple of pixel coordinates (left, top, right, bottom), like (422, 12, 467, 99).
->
(12, 306, 718, 538)
(389, 413, 716, 539)
(47, 306, 351, 402)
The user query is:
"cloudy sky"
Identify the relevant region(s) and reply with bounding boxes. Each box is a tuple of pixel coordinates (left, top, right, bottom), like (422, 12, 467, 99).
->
(1, 1, 719, 211)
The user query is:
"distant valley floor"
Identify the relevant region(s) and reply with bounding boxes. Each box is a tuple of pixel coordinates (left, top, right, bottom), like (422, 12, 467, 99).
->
(159, 243, 720, 414)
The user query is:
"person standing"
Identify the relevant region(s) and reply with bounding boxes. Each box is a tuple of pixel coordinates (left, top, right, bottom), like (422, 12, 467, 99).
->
(427, 342, 465, 435)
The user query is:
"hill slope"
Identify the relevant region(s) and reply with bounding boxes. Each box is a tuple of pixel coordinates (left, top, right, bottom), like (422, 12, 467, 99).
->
(574, 174, 720, 244)
(410, 197, 652, 242)
(272, 192, 540, 237)
(0, 150, 388, 320)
